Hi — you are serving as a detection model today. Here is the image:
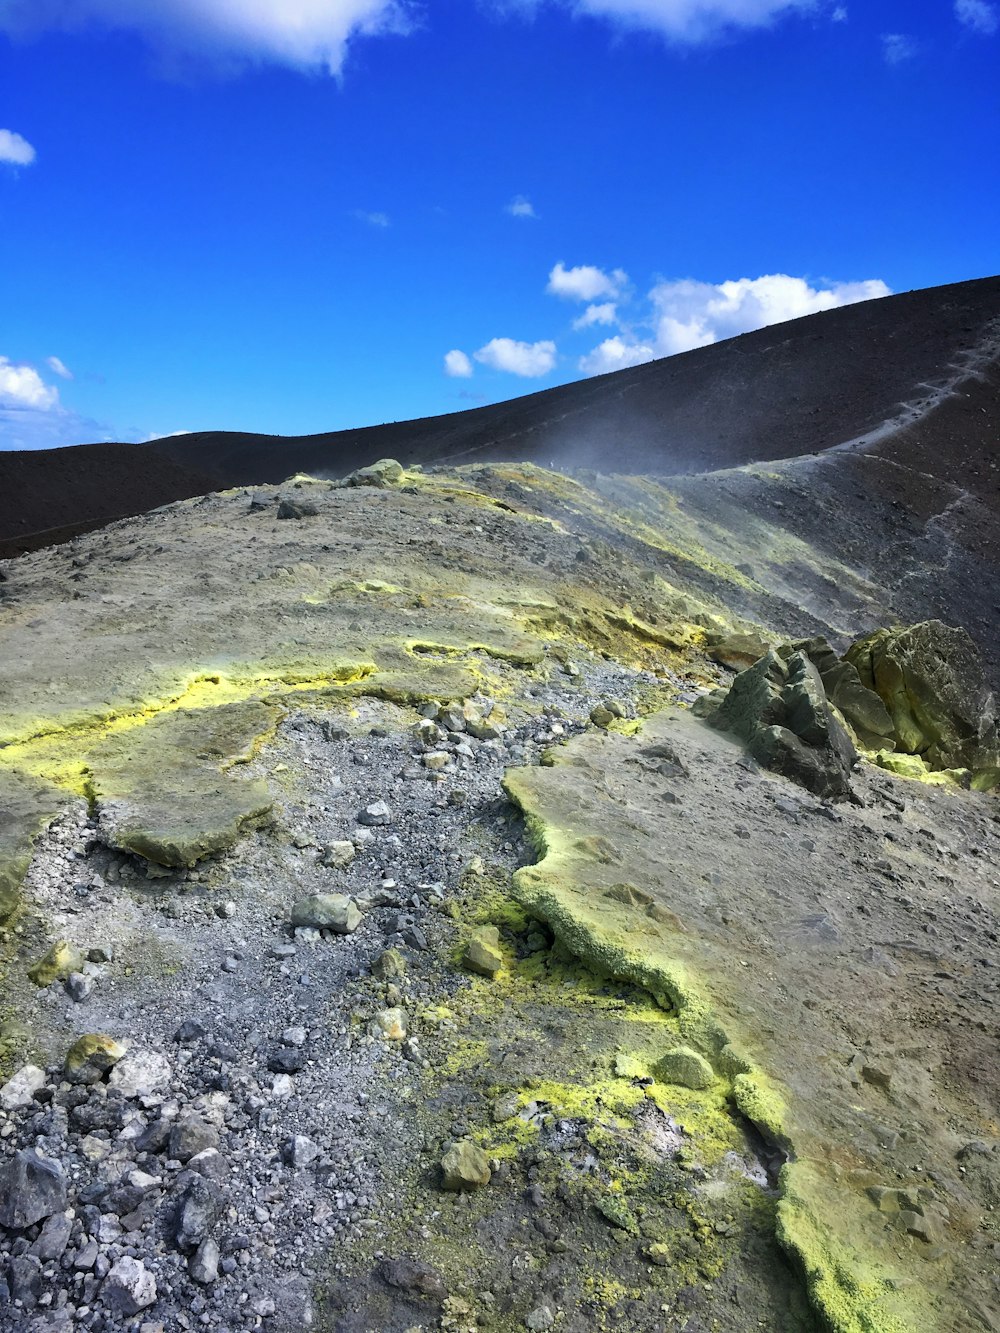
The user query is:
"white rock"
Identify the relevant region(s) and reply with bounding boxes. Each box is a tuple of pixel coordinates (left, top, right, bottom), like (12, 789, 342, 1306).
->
(109, 1049, 171, 1099)
(102, 1256, 157, 1315)
(271, 1073, 294, 1098)
(0, 1065, 45, 1110)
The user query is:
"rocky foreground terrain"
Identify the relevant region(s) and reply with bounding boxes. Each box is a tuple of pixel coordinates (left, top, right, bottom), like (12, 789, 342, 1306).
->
(1, 447, 999, 1333)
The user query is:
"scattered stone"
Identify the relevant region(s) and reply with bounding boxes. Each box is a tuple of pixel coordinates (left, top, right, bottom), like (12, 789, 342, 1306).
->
(65, 970, 94, 1001)
(109, 1048, 172, 1098)
(0, 1063, 46, 1110)
(276, 498, 319, 520)
(29, 1210, 72, 1260)
(373, 1007, 407, 1041)
(284, 1135, 321, 1168)
(461, 925, 503, 978)
(646, 1242, 672, 1266)
(102, 1257, 158, 1315)
(320, 840, 356, 868)
(290, 893, 363, 933)
(189, 1237, 221, 1284)
(440, 1140, 491, 1191)
(525, 1305, 555, 1331)
(27, 939, 83, 987)
(169, 1116, 220, 1163)
(269, 1047, 307, 1073)
(174, 1019, 207, 1043)
(65, 1033, 128, 1084)
(358, 800, 391, 826)
(657, 1046, 716, 1090)
(281, 1025, 308, 1047)
(174, 1171, 225, 1252)
(378, 1256, 446, 1302)
(372, 947, 407, 980)
(0, 1149, 67, 1228)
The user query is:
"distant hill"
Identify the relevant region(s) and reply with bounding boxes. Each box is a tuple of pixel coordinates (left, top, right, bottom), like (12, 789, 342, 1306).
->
(1, 274, 998, 559)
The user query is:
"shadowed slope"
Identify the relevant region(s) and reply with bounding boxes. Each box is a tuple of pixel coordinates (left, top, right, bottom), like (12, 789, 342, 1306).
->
(0, 274, 997, 558)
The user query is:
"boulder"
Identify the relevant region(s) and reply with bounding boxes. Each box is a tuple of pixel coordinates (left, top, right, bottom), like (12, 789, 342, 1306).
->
(462, 925, 503, 979)
(65, 1034, 127, 1084)
(173, 1170, 225, 1252)
(657, 1045, 716, 1090)
(102, 1257, 157, 1315)
(0, 1150, 67, 1229)
(344, 458, 405, 488)
(108, 1048, 171, 1098)
(0, 1064, 45, 1110)
(27, 940, 83, 988)
(846, 621, 1000, 788)
(440, 1139, 491, 1192)
(290, 893, 362, 934)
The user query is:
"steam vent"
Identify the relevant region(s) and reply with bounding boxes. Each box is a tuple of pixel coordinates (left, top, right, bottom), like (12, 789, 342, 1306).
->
(2, 276, 1000, 1332)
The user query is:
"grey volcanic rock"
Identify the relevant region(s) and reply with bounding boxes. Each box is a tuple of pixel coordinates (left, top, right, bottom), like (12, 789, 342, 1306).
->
(173, 1171, 225, 1252)
(846, 620, 1000, 786)
(102, 1257, 157, 1315)
(710, 649, 857, 799)
(0, 1149, 67, 1229)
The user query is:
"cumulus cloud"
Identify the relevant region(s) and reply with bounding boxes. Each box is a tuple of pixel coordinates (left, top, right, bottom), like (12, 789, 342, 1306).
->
(0, 0, 408, 75)
(353, 209, 390, 227)
(46, 355, 73, 380)
(506, 195, 537, 218)
(881, 32, 916, 64)
(578, 273, 891, 372)
(547, 262, 627, 303)
(443, 349, 474, 378)
(572, 302, 618, 331)
(474, 337, 557, 377)
(579, 336, 657, 375)
(955, 0, 998, 34)
(831, 5, 847, 19)
(0, 128, 36, 166)
(0, 356, 58, 410)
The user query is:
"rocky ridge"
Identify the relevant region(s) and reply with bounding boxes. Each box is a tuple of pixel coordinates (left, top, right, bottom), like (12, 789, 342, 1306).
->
(0, 459, 999, 1331)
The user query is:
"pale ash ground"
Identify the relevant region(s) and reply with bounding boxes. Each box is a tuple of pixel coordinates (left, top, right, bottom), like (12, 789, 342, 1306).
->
(0, 464, 998, 1332)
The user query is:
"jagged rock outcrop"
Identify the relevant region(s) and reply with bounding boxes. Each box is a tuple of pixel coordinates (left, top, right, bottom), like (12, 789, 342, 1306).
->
(708, 649, 857, 799)
(845, 621, 1000, 789)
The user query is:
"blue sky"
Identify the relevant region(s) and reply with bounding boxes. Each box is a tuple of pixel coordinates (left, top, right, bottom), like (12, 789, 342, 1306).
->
(0, 0, 997, 450)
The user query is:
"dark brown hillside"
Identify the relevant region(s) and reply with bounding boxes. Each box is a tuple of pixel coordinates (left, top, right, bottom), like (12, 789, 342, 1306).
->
(0, 273, 997, 559)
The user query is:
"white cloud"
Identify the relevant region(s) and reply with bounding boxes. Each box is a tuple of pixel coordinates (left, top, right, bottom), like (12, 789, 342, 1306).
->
(572, 302, 618, 330)
(0, 0, 408, 75)
(579, 336, 656, 375)
(565, 0, 814, 43)
(831, 5, 847, 20)
(474, 338, 557, 377)
(881, 32, 916, 64)
(444, 349, 474, 378)
(506, 195, 537, 218)
(578, 273, 891, 373)
(353, 209, 390, 227)
(0, 128, 36, 166)
(955, 0, 998, 34)
(0, 356, 58, 410)
(46, 355, 73, 380)
(547, 262, 628, 303)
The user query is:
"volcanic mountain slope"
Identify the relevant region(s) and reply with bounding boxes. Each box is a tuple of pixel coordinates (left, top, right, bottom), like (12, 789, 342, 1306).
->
(2, 456, 1000, 1332)
(0, 273, 998, 558)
